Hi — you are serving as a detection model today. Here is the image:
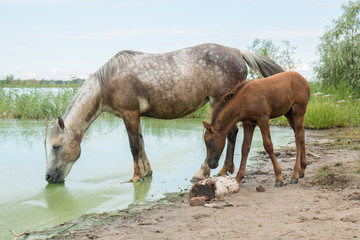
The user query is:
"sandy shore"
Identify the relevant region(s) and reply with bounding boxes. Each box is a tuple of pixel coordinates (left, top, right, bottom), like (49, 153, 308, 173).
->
(20, 127, 360, 240)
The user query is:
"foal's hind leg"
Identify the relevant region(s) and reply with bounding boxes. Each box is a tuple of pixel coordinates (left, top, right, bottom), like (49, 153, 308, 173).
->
(218, 124, 238, 176)
(122, 110, 152, 182)
(289, 106, 307, 184)
(258, 119, 284, 187)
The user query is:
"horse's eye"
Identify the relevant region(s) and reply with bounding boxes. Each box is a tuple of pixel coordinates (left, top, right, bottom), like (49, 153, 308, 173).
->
(53, 145, 60, 149)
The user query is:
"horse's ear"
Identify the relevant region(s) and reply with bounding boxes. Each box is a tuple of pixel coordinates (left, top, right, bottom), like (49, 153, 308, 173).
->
(202, 121, 212, 133)
(57, 117, 65, 131)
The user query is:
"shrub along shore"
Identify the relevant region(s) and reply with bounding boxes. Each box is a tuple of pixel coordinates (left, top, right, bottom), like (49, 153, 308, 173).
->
(0, 82, 359, 129)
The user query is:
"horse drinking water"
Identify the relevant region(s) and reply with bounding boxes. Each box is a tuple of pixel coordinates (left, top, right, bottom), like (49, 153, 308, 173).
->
(203, 71, 310, 186)
(45, 43, 284, 184)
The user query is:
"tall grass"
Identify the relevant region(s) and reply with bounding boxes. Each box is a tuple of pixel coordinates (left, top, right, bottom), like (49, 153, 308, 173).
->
(271, 82, 360, 129)
(1, 82, 359, 129)
(0, 88, 77, 119)
(189, 82, 360, 129)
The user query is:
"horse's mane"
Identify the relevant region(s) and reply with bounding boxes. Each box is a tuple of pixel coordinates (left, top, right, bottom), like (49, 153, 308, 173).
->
(94, 50, 143, 92)
(211, 80, 252, 124)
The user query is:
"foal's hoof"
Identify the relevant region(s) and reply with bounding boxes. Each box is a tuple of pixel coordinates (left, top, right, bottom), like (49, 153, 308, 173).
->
(299, 174, 305, 179)
(274, 181, 283, 187)
(290, 179, 298, 184)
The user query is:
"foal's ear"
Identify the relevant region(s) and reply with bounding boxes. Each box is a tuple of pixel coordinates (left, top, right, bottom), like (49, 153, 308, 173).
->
(57, 116, 65, 131)
(202, 121, 212, 133)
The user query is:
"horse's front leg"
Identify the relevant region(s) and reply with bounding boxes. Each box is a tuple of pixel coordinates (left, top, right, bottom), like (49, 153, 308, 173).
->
(235, 123, 255, 182)
(217, 124, 238, 176)
(191, 161, 210, 182)
(258, 119, 284, 187)
(122, 111, 152, 182)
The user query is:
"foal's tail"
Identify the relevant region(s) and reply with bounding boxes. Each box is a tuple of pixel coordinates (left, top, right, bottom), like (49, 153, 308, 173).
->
(241, 51, 284, 78)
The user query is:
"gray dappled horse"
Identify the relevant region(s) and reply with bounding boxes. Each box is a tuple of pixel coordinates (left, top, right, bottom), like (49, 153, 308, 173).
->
(45, 43, 284, 183)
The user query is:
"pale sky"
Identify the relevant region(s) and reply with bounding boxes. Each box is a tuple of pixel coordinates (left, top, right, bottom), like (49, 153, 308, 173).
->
(0, 0, 346, 80)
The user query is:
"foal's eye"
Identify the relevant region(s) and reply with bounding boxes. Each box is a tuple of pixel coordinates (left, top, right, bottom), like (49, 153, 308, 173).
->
(53, 145, 60, 149)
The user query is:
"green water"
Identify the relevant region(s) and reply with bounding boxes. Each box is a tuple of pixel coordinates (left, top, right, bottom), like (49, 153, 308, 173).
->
(0, 118, 294, 239)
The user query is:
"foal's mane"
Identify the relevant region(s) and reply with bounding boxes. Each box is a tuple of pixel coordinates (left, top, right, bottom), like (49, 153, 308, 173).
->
(211, 80, 252, 124)
(94, 50, 143, 92)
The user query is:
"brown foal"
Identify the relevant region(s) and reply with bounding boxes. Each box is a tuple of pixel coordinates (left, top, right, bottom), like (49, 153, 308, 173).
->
(203, 71, 310, 187)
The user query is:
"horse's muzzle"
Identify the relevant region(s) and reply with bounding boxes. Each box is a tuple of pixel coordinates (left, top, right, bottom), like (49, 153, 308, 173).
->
(207, 159, 219, 169)
(46, 170, 65, 184)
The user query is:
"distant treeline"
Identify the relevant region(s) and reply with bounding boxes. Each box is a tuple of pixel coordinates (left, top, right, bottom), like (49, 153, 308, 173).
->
(0, 78, 85, 87)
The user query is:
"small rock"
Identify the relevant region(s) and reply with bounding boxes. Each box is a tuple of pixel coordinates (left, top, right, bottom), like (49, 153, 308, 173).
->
(190, 196, 207, 206)
(256, 185, 266, 192)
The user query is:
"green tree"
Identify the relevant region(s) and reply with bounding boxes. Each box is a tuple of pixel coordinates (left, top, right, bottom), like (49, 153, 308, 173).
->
(314, 0, 360, 95)
(247, 39, 299, 79)
(5, 74, 14, 83)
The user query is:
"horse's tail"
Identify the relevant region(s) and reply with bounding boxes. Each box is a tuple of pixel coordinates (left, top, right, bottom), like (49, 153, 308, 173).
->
(240, 51, 284, 78)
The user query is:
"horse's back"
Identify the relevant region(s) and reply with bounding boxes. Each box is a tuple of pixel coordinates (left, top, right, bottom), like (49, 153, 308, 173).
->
(107, 44, 248, 119)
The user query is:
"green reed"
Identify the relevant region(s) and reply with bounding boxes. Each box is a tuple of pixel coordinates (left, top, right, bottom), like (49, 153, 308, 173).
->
(0, 88, 77, 119)
(189, 82, 360, 129)
(270, 82, 360, 129)
(1, 84, 359, 129)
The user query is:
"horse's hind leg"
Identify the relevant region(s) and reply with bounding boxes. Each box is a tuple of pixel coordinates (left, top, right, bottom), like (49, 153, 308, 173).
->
(285, 110, 305, 184)
(122, 110, 152, 182)
(258, 119, 284, 187)
(218, 124, 238, 176)
(235, 123, 255, 182)
(290, 105, 307, 184)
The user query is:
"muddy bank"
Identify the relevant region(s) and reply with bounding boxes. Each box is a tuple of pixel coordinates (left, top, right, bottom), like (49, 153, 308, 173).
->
(19, 127, 360, 240)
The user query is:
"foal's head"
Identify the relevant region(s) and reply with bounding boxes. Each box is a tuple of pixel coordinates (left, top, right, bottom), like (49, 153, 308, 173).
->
(202, 121, 226, 169)
(45, 117, 81, 183)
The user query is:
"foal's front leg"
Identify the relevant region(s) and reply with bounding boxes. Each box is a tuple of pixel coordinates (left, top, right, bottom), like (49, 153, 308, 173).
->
(235, 123, 255, 182)
(122, 111, 152, 182)
(191, 124, 238, 182)
(218, 124, 238, 176)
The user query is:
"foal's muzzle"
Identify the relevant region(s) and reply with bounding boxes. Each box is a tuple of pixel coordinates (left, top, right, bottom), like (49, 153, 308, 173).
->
(207, 158, 219, 169)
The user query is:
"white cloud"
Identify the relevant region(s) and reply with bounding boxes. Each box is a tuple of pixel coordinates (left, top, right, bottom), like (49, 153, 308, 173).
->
(258, 29, 325, 40)
(24, 72, 39, 79)
(50, 67, 57, 75)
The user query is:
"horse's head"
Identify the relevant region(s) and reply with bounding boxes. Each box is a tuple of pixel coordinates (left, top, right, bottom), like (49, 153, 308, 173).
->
(45, 117, 81, 183)
(202, 121, 226, 169)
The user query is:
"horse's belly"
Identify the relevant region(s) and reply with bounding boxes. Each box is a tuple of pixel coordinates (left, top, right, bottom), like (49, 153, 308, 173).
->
(143, 97, 208, 119)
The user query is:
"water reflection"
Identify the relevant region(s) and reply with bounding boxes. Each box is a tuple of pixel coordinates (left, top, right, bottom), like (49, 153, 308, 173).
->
(132, 176, 152, 202)
(44, 184, 77, 212)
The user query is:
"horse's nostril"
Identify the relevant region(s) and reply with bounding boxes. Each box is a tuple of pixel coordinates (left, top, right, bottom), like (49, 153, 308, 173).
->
(46, 175, 51, 181)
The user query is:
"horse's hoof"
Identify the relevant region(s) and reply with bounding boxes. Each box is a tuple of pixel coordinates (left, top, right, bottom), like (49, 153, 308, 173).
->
(146, 170, 153, 177)
(130, 176, 142, 182)
(190, 176, 204, 183)
(274, 181, 283, 187)
(290, 179, 298, 184)
(299, 174, 305, 179)
(216, 172, 228, 177)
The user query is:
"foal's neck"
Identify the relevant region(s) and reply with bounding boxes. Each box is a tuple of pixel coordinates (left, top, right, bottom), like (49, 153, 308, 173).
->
(213, 100, 241, 134)
(63, 76, 103, 138)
